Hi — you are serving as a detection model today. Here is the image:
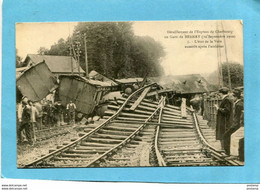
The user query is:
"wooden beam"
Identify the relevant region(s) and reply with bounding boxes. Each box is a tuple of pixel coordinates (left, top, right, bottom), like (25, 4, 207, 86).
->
(129, 87, 151, 111)
(181, 98, 187, 118)
(110, 120, 193, 128)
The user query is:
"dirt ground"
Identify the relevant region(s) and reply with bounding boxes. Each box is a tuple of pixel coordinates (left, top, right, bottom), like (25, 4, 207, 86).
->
(17, 125, 79, 168)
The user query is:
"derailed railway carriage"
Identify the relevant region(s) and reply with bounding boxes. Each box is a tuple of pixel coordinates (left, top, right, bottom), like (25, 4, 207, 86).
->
(58, 75, 119, 115)
(16, 61, 119, 117)
(16, 61, 58, 102)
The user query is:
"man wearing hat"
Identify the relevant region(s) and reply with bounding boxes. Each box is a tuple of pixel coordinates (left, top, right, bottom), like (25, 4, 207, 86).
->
(66, 100, 77, 125)
(17, 99, 34, 145)
(54, 100, 64, 126)
(223, 88, 244, 155)
(214, 87, 233, 152)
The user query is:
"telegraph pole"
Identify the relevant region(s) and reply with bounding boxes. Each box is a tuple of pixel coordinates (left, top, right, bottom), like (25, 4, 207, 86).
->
(69, 46, 74, 75)
(221, 21, 232, 91)
(216, 22, 223, 88)
(75, 41, 81, 75)
(84, 33, 89, 78)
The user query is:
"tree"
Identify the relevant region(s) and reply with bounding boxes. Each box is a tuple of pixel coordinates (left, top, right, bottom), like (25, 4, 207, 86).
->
(47, 38, 70, 56)
(37, 47, 49, 55)
(130, 36, 165, 77)
(222, 62, 243, 88)
(43, 22, 165, 78)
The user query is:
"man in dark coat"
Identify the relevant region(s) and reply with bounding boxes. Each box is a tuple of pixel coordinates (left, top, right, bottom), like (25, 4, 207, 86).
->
(223, 89, 244, 155)
(45, 100, 54, 128)
(215, 87, 233, 152)
(54, 100, 64, 126)
(66, 100, 77, 125)
(18, 100, 34, 145)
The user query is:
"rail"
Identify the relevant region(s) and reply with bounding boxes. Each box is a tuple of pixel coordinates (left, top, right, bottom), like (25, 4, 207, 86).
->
(85, 106, 160, 167)
(190, 107, 241, 166)
(154, 99, 166, 166)
(24, 83, 157, 168)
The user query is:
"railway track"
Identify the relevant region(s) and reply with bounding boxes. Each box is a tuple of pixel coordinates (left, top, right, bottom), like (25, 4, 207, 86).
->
(24, 83, 160, 168)
(23, 84, 240, 168)
(153, 103, 241, 166)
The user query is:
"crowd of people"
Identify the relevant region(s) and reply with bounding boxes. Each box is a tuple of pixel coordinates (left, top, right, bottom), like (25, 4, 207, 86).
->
(215, 87, 244, 158)
(174, 87, 244, 158)
(16, 97, 77, 145)
(17, 87, 244, 159)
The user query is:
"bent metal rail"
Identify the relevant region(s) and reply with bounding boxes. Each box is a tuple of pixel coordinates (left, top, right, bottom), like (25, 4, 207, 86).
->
(153, 104, 241, 166)
(191, 110, 240, 166)
(24, 83, 159, 168)
(24, 84, 240, 168)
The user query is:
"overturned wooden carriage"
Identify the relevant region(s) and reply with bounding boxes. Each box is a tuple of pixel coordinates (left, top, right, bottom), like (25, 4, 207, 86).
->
(16, 61, 119, 116)
(58, 75, 119, 115)
(16, 61, 58, 102)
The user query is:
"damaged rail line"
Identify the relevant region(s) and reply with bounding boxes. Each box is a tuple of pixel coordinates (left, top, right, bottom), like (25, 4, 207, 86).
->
(23, 82, 240, 168)
(153, 103, 241, 166)
(23, 83, 158, 168)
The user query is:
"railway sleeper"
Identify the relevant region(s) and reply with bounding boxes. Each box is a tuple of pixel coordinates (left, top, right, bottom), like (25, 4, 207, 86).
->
(60, 153, 102, 158)
(159, 137, 198, 142)
(167, 161, 213, 166)
(98, 129, 133, 136)
(66, 149, 107, 154)
(52, 157, 93, 162)
(138, 131, 156, 136)
(107, 105, 154, 115)
(75, 145, 111, 151)
(166, 157, 213, 163)
(109, 123, 142, 128)
(80, 142, 115, 147)
(158, 113, 188, 120)
(105, 110, 151, 119)
(134, 136, 154, 142)
(160, 145, 202, 150)
(162, 149, 203, 153)
(119, 97, 180, 111)
(200, 130, 215, 133)
(159, 134, 197, 138)
(164, 151, 205, 157)
(159, 141, 200, 145)
(160, 144, 202, 149)
(125, 144, 141, 148)
(162, 151, 205, 156)
(94, 133, 128, 139)
(108, 104, 181, 117)
(86, 137, 123, 144)
(161, 117, 193, 124)
(102, 126, 138, 132)
(160, 128, 194, 132)
(109, 156, 131, 161)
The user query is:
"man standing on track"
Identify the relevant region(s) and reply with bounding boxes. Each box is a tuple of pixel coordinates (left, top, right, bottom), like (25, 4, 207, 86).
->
(214, 87, 233, 153)
(34, 101, 43, 130)
(18, 100, 34, 145)
(28, 100, 39, 142)
(66, 100, 77, 126)
(45, 100, 54, 128)
(55, 100, 64, 126)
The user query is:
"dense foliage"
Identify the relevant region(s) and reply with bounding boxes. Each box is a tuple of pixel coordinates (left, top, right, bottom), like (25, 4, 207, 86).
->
(222, 62, 243, 88)
(39, 22, 165, 78)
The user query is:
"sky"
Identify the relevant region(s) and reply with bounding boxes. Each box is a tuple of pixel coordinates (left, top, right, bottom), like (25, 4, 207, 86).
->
(16, 20, 243, 75)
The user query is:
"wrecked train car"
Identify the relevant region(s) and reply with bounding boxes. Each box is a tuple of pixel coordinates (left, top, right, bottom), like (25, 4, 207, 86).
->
(115, 78, 145, 94)
(58, 75, 119, 115)
(16, 61, 58, 102)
